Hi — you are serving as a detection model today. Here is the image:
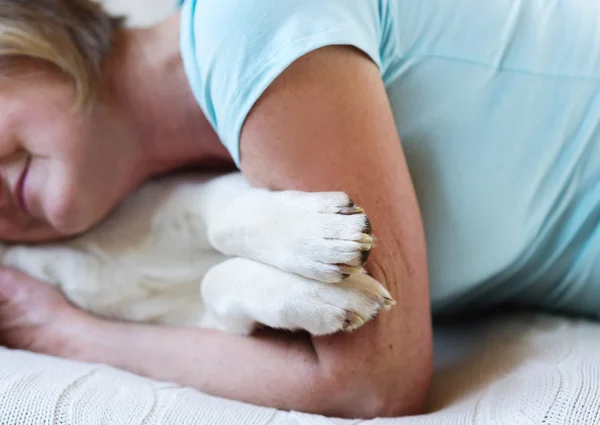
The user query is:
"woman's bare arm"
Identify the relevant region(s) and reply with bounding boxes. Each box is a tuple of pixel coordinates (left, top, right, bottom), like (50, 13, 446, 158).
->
(0, 268, 367, 418)
(238, 45, 433, 415)
(70, 318, 340, 414)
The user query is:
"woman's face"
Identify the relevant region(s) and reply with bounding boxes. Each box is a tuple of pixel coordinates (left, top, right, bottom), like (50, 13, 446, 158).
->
(0, 68, 131, 242)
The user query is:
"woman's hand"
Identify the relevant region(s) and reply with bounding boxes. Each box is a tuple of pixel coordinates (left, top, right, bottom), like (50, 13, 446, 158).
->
(0, 267, 83, 356)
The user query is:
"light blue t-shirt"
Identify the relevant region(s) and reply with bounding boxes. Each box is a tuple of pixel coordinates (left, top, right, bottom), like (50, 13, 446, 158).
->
(180, 0, 600, 318)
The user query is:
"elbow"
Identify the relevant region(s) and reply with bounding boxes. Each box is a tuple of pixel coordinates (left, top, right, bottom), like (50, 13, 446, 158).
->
(317, 349, 433, 419)
(370, 373, 432, 419)
(346, 367, 432, 420)
(307, 250, 434, 419)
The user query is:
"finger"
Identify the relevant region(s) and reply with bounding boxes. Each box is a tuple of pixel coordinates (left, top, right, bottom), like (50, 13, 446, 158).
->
(0, 267, 26, 301)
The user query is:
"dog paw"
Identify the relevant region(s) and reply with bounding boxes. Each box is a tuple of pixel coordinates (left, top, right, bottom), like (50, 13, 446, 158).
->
(200, 259, 395, 336)
(275, 272, 395, 335)
(208, 191, 375, 283)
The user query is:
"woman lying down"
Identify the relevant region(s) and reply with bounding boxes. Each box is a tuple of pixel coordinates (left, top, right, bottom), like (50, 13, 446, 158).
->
(1, 0, 600, 420)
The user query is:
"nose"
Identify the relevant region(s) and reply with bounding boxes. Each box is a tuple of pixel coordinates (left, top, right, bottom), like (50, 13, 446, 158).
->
(0, 151, 28, 211)
(0, 179, 11, 209)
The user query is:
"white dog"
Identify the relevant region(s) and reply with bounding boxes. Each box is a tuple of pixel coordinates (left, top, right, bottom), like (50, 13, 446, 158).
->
(0, 172, 394, 336)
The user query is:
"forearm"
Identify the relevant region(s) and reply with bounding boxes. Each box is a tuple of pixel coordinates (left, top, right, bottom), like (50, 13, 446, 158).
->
(72, 318, 339, 414)
(0, 268, 365, 417)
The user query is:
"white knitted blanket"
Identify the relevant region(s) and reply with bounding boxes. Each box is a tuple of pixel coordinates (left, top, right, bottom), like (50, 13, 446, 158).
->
(2, 312, 599, 425)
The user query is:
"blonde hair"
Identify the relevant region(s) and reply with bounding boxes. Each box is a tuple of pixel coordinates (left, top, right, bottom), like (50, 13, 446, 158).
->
(0, 0, 123, 107)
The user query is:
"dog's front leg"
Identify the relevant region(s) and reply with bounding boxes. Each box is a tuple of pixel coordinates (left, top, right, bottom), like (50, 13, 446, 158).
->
(199, 257, 394, 336)
(195, 173, 375, 283)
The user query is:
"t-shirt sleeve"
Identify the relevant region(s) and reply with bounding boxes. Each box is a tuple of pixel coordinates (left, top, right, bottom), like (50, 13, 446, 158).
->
(179, 0, 383, 167)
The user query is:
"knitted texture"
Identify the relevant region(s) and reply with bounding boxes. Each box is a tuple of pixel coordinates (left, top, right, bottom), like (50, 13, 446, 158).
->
(1, 313, 600, 424)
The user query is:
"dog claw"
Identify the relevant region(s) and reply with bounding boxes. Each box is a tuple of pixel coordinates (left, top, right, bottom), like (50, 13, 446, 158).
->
(339, 206, 365, 215)
(338, 265, 362, 276)
(383, 297, 396, 311)
(343, 311, 365, 331)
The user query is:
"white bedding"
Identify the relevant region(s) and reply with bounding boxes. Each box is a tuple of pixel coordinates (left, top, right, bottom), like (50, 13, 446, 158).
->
(2, 312, 600, 424)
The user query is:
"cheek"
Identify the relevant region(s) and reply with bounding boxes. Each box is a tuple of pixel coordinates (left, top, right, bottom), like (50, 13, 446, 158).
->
(25, 120, 124, 236)
(42, 164, 121, 235)
(40, 171, 83, 234)
(28, 161, 89, 235)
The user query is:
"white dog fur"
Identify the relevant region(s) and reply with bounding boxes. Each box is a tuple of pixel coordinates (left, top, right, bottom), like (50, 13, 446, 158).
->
(0, 172, 394, 336)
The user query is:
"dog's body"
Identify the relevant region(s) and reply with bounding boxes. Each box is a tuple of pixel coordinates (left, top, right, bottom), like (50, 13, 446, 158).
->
(0, 172, 392, 335)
